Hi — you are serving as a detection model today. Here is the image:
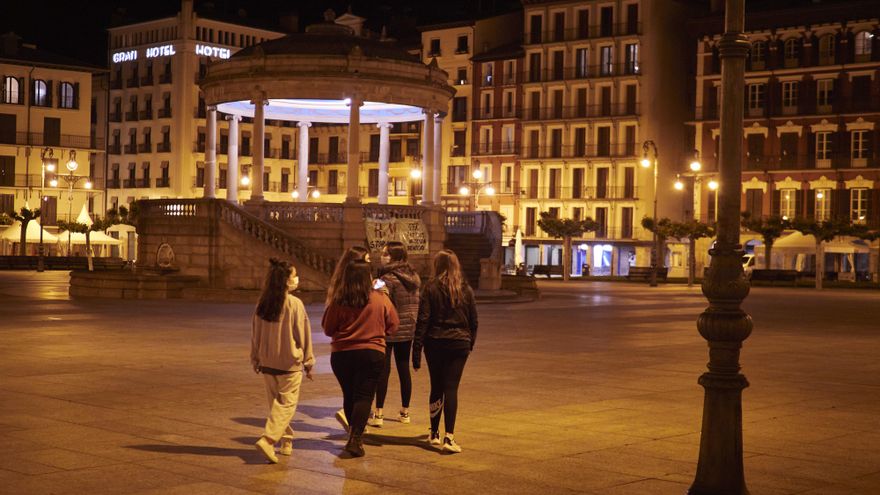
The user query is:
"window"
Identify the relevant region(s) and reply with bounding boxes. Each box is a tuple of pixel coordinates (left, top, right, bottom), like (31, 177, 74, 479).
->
(59, 82, 76, 109)
(503, 125, 514, 153)
(621, 207, 634, 238)
(447, 165, 467, 194)
(456, 35, 469, 54)
(600, 7, 613, 37)
(783, 38, 799, 66)
(600, 46, 613, 75)
(2, 76, 21, 104)
(429, 38, 440, 56)
(852, 130, 868, 160)
(818, 34, 835, 64)
(782, 81, 798, 110)
(750, 41, 765, 68)
(452, 97, 467, 122)
(747, 83, 765, 111)
(599, 86, 611, 116)
(574, 127, 586, 157)
(33, 80, 48, 106)
(577, 10, 589, 39)
(624, 43, 639, 74)
(597, 127, 611, 156)
(479, 126, 491, 154)
(817, 79, 834, 108)
(745, 189, 763, 217)
(553, 12, 565, 42)
(572, 207, 584, 221)
(815, 189, 830, 221)
(816, 131, 831, 160)
(851, 188, 868, 224)
(529, 15, 543, 44)
(552, 50, 564, 80)
(529, 53, 542, 82)
(575, 48, 588, 78)
(572, 167, 584, 198)
(0, 156, 13, 187)
(855, 31, 873, 60)
(482, 63, 493, 86)
(456, 67, 467, 85)
(780, 189, 796, 219)
(525, 207, 537, 236)
(501, 164, 513, 193)
(452, 130, 466, 156)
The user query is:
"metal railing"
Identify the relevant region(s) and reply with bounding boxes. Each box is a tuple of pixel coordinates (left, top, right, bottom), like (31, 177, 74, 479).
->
(520, 144, 639, 160)
(1, 132, 104, 149)
(522, 63, 641, 83)
(524, 22, 642, 44)
(523, 103, 640, 121)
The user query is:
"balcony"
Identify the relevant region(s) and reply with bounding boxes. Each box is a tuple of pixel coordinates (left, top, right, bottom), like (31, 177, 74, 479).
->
(108, 144, 121, 155)
(123, 179, 135, 188)
(136, 178, 150, 188)
(110, 79, 122, 90)
(522, 63, 640, 84)
(707, 153, 876, 172)
(521, 144, 639, 160)
(125, 111, 138, 122)
(141, 73, 154, 86)
(524, 103, 640, 121)
(106, 178, 120, 188)
(139, 109, 153, 120)
(158, 108, 172, 118)
(0, 132, 105, 150)
(471, 142, 518, 156)
(157, 142, 171, 153)
(523, 23, 642, 45)
(138, 143, 152, 153)
(159, 73, 172, 84)
(124, 144, 137, 154)
(126, 77, 139, 89)
(155, 177, 170, 187)
(109, 113, 122, 123)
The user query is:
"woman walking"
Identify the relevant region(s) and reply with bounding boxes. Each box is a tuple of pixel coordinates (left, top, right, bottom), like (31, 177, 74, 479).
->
(251, 259, 315, 464)
(413, 249, 478, 454)
(323, 260, 399, 457)
(368, 241, 421, 427)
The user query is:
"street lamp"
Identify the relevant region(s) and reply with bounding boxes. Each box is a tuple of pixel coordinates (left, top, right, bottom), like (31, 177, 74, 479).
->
(409, 167, 422, 206)
(38, 148, 57, 272)
(53, 151, 92, 255)
(641, 140, 660, 287)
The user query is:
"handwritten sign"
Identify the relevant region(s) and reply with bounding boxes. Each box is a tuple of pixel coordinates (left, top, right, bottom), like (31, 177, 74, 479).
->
(365, 218, 428, 254)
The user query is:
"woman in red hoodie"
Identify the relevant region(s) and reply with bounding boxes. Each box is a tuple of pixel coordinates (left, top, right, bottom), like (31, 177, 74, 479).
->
(323, 259, 399, 457)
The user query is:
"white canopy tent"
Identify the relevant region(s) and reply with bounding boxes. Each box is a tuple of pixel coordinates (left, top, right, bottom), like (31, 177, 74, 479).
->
(773, 232, 871, 276)
(0, 221, 58, 255)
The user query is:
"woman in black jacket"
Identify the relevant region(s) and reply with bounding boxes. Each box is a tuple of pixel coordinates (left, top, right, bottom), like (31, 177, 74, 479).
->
(413, 249, 477, 454)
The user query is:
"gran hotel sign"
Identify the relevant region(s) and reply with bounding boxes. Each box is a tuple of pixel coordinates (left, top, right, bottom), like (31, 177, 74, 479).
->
(112, 44, 233, 63)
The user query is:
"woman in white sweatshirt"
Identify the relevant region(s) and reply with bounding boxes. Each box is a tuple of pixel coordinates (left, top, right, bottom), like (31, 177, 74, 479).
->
(251, 258, 315, 463)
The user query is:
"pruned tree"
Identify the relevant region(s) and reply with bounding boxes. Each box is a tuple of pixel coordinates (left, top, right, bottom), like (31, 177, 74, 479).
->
(643, 217, 715, 287)
(790, 217, 848, 289)
(58, 210, 124, 271)
(537, 212, 599, 281)
(847, 223, 880, 284)
(741, 213, 788, 269)
(12, 206, 40, 257)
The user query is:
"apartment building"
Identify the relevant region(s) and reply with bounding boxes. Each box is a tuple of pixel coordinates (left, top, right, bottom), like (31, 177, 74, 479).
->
(513, 0, 690, 276)
(692, 1, 880, 273)
(0, 32, 103, 229)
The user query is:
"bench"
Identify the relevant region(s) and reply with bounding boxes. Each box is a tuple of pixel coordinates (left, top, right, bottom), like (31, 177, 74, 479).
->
(532, 264, 564, 278)
(626, 266, 668, 282)
(750, 269, 798, 284)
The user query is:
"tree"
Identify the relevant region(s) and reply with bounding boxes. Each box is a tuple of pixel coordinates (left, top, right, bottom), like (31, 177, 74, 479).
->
(848, 223, 880, 284)
(790, 218, 848, 289)
(11, 206, 40, 257)
(741, 213, 788, 269)
(537, 212, 599, 281)
(0, 212, 12, 226)
(58, 209, 126, 271)
(643, 217, 715, 287)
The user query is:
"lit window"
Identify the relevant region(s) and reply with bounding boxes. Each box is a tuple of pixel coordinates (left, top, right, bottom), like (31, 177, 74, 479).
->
(59, 82, 75, 109)
(33, 79, 48, 106)
(600, 46, 613, 75)
(780, 188, 796, 219)
(851, 130, 868, 159)
(2, 76, 20, 104)
(854, 31, 873, 57)
(815, 189, 830, 221)
(851, 188, 868, 224)
(815, 131, 831, 160)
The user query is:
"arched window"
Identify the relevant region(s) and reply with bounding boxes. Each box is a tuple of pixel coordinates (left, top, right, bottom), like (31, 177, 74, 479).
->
(855, 31, 873, 58)
(750, 41, 766, 67)
(818, 34, 835, 63)
(783, 38, 799, 66)
(59, 82, 75, 109)
(33, 79, 48, 106)
(2, 76, 20, 104)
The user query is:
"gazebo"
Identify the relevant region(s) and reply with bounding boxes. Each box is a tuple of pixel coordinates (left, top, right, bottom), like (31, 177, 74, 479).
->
(199, 19, 455, 206)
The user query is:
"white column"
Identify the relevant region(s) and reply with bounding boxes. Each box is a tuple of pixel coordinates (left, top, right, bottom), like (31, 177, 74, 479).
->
(251, 99, 266, 202)
(433, 114, 443, 204)
(226, 115, 241, 204)
(346, 97, 362, 202)
(421, 111, 435, 205)
(296, 121, 311, 202)
(377, 122, 392, 204)
(204, 105, 217, 198)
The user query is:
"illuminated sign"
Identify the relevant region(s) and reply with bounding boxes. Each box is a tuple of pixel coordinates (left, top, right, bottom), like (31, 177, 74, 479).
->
(195, 44, 231, 59)
(146, 45, 176, 58)
(112, 50, 137, 63)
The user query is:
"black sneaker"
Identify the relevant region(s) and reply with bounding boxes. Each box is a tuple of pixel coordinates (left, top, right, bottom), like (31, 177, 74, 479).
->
(427, 429, 441, 446)
(442, 436, 462, 453)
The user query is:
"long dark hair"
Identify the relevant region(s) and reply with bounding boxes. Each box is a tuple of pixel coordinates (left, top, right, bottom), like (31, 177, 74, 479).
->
(332, 259, 372, 308)
(256, 258, 294, 322)
(433, 249, 465, 307)
(384, 241, 408, 262)
(326, 246, 369, 305)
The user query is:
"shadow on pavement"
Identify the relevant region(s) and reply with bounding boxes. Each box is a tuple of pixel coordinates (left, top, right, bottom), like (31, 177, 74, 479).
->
(363, 432, 438, 453)
(126, 444, 265, 464)
(295, 404, 341, 420)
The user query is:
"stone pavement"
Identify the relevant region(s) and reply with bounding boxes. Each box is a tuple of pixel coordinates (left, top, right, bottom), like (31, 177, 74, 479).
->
(1, 272, 879, 494)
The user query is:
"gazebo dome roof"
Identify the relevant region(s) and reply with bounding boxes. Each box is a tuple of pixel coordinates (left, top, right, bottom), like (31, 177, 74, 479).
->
(230, 24, 418, 64)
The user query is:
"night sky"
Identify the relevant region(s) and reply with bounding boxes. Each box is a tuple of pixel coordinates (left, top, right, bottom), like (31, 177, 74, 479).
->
(1, 0, 519, 66)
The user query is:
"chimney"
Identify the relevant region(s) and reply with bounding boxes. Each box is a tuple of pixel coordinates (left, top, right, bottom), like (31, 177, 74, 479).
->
(2, 32, 21, 55)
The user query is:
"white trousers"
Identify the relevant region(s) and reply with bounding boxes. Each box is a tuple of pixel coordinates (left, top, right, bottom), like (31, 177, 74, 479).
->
(262, 371, 303, 443)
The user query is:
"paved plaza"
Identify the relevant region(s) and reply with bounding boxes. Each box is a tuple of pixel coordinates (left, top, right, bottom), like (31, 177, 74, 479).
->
(1, 272, 879, 494)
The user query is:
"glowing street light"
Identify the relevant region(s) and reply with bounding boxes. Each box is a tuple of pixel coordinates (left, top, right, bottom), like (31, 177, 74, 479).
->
(409, 168, 422, 179)
(471, 168, 483, 180)
(674, 178, 685, 191)
(459, 185, 470, 196)
(690, 160, 702, 172)
(708, 180, 719, 191)
(240, 175, 251, 187)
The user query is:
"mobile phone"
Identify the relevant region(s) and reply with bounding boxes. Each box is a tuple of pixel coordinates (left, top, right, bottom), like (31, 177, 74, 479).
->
(372, 279, 386, 290)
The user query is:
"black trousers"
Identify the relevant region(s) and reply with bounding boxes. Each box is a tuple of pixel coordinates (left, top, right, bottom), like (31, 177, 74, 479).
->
(330, 349, 385, 436)
(424, 342, 469, 434)
(375, 340, 413, 410)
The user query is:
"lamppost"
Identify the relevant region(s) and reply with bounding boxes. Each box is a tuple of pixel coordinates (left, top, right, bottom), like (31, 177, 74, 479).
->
(37, 147, 57, 272)
(457, 168, 496, 211)
(641, 140, 660, 287)
(409, 167, 422, 206)
(50, 151, 92, 255)
(673, 152, 719, 222)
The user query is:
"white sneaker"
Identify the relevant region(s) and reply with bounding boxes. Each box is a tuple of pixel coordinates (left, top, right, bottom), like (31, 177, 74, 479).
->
(367, 412, 384, 427)
(398, 411, 411, 424)
(428, 429, 441, 446)
(335, 409, 349, 433)
(279, 439, 293, 456)
(255, 437, 279, 463)
(442, 436, 462, 454)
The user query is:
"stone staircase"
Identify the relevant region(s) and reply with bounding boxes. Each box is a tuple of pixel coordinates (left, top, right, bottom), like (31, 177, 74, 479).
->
(444, 233, 493, 288)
